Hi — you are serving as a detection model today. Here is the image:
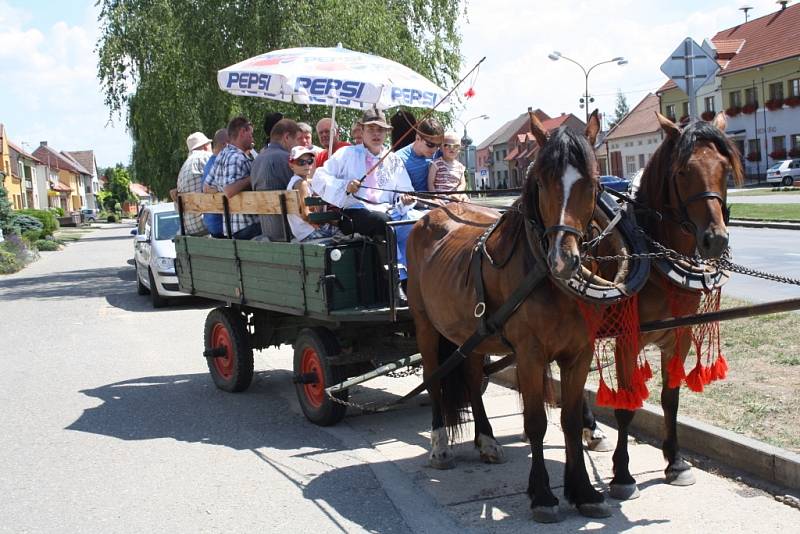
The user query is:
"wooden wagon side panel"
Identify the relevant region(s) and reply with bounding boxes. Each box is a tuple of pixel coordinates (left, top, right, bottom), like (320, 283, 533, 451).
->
(177, 236, 242, 300)
(235, 241, 307, 313)
(301, 244, 328, 314)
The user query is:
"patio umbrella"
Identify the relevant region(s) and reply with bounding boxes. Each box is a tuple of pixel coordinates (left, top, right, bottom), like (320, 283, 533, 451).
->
(217, 45, 449, 153)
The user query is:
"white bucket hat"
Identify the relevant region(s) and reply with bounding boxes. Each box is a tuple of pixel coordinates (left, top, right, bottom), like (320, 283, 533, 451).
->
(186, 132, 212, 151)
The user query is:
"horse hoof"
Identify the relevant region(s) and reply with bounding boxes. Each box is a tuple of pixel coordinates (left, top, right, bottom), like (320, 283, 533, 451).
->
(532, 506, 561, 523)
(578, 502, 612, 519)
(477, 434, 506, 464)
(583, 428, 614, 452)
(429, 452, 456, 470)
(609, 483, 640, 500)
(666, 468, 696, 486)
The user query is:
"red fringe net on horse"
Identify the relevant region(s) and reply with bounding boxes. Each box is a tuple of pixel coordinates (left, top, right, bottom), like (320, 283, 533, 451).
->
(664, 280, 726, 392)
(578, 295, 651, 410)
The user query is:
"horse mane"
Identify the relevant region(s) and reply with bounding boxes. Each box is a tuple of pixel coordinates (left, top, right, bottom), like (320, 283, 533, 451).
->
(637, 120, 744, 208)
(520, 126, 597, 220)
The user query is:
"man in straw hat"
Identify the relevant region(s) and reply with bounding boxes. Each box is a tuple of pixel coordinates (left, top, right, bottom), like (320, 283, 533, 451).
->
(312, 107, 418, 303)
(176, 131, 212, 235)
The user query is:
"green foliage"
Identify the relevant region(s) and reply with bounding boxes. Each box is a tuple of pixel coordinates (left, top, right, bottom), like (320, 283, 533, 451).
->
(0, 183, 15, 236)
(104, 164, 137, 206)
(0, 246, 18, 273)
(107, 214, 118, 222)
(50, 206, 65, 217)
(17, 209, 59, 236)
(608, 90, 630, 129)
(33, 239, 61, 251)
(13, 214, 44, 236)
(22, 229, 42, 242)
(97, 0, 464, 198)
(0, 233, 37, 273)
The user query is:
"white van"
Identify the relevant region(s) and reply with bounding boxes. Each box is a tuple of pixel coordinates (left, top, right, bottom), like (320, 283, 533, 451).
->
(766, 159, 800, 186)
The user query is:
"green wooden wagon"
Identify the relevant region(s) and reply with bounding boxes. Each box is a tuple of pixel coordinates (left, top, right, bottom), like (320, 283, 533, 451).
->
(175, 191, 419, 426)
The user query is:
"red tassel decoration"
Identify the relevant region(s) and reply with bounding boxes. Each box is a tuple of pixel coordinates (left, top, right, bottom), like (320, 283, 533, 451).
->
(641, 360, 653, 381)
(667, 355, 686, 389)
(464, 87, 476, 99)
(596, 378, 614, 407)
(685, 362, 705, 393)
(710, 355, 728, 381)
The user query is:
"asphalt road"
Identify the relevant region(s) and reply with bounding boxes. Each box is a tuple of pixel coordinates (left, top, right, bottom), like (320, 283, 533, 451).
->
(0, 224, 797, 532)
(727, 227, 800, 302)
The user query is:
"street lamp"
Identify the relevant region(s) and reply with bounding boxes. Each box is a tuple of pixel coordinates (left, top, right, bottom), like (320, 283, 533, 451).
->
(548, 51, 627, 124)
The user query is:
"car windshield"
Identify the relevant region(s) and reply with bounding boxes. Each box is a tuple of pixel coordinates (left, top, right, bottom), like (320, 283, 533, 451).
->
(154, 212, 179, 240)
(767, 162, 783, 171)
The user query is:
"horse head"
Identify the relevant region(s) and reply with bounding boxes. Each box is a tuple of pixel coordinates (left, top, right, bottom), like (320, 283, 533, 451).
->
(523, 110, 601, 280)
(654, 112, 744, 258)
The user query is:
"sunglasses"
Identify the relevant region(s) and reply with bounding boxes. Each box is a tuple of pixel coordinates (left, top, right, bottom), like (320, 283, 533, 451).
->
(422, 139, 441, 149)
(294, 158, 314, 166)
(443, 143, 460, 149)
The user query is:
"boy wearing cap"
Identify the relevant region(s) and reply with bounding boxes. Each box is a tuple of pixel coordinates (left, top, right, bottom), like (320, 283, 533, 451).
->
(285, 146, 338, 242)
(427, 131, 467, 202)
(176, 131, 212, 235)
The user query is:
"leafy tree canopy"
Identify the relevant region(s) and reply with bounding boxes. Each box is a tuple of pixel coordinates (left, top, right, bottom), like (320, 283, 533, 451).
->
(102, 164, 136, 209)
(608, 90, 630, 130)
(97, 0, 464, 198)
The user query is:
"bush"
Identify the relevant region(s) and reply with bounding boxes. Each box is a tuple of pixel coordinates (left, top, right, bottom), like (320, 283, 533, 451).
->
(17, 209, 59, 236)
(34, 239, 60, 251)
(13, 214, 44, 236)
(107, 214, 118, 222)
(0, 234, 38, 273)
(50, 207, 65, 217)
(0, 247, 18, 274)
(22, 229, 42, 242)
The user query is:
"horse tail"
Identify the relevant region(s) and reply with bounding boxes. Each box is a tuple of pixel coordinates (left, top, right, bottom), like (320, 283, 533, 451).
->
(437, 336, 470, 437)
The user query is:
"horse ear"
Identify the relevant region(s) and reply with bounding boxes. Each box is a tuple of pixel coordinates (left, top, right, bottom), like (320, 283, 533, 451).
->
(711, 111, 727, 132)
(656, 112, 681, 139)
(529, 111, 549, 148)
(585, 109, 600, 146)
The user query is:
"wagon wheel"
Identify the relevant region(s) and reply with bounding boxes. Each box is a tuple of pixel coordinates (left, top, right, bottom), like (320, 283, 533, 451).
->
(203, 307, 254, 392)
(293, 328, 348, 426)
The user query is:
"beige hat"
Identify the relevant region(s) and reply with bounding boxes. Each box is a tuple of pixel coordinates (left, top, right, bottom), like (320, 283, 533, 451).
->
(186, 132, 212, 151)
(443, 131, 460, 144)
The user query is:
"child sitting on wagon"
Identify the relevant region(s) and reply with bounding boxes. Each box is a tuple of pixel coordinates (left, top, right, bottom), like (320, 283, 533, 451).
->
(286, 146, 340, 242)
(427, 131, 468, 202)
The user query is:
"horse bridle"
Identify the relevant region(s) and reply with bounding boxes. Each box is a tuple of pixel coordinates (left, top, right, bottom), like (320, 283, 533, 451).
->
(526, 176, 592, 254)
(668, 169, 730, 235)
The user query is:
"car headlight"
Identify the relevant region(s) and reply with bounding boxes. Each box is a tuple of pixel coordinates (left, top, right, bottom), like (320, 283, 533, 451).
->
(155, 257, 175, 273)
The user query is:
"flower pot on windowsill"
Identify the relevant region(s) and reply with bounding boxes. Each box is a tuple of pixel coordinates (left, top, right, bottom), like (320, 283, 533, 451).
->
(765, 99, 784, 111)
(746, 152, 762, 162)
(785, 96, 800, 108)
(742, 103, 758, 114)
(769, 149, 787, 160)
(725, 106, 742, 117)
(700, 111, 715, 121)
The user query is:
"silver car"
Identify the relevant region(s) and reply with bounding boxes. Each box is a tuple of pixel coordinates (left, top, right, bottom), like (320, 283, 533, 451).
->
(132, 202, 185, 307)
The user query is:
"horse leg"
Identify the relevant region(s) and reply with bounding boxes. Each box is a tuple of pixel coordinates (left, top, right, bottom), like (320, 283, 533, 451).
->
(465, 352, 504, 464)
(581, 394, 613, 452)
(413, 311, 455, 470)
(661, 338, 695, 486)
(608, 408, 640, 500)
(560, 362, 610, 518)
(518, 354, 560, 523)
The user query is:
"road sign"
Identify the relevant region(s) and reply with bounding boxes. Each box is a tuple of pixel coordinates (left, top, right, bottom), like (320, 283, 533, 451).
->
(479, 169, 488, 178)
(660, 37, 719, 120)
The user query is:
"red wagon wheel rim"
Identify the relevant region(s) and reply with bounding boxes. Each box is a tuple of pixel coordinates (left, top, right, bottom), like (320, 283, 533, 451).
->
(301, 347, 325, 408)
(211, 323, 235, 380)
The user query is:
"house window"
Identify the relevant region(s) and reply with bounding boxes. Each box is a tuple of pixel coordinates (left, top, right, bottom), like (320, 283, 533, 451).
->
(734, 139, 746, 158)
(773, 136, 786, 153)
(681, 102, 689, 118)
(625, 155, 636, 175)
(769, 82, 784, 101)
(744, 87, 758, 106)
(639, 154, 646, 168)
(791, 134, 800, 151)
(790, 79, 800, 98)
(704, 96, 715, 112)
(729, 90, 742, 108)
(747, 139, 761, 159)
(665, 104, 676, 119)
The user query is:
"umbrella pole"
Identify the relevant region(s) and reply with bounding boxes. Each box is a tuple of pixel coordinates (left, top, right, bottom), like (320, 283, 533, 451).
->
(328, 90, 338, 154)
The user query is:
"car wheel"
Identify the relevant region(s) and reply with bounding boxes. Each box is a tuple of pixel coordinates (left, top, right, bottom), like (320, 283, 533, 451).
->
(148, 268, 168, 308)
(782, 176, 794, 187)
(136, 263, 149, 295)
(204, 307, 254, 392)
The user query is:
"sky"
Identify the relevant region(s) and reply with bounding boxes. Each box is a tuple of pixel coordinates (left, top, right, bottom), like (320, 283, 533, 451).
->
(0, 0, 787, 170)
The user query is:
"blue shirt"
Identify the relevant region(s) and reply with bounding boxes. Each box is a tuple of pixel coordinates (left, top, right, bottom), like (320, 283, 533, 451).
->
(396, 144, 433, 192)
(201, 154, 223, 236)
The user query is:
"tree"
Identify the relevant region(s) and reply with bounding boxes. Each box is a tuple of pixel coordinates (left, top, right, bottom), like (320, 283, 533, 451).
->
(97, 0, 464, 198)
(0, 182, 15, 236)
(102, 164, 136, 211)
(608, 90, 630, 130)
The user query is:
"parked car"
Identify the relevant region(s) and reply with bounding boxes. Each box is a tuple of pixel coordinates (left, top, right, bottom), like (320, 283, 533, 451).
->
(131, 202, 185, 308)
(80, 208, 99, 222)
(599, 175, 632, 193)
(766, 159, 800, 186)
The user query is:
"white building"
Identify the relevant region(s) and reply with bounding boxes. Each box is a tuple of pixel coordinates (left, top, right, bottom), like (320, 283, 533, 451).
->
(601, 94, 663, 179)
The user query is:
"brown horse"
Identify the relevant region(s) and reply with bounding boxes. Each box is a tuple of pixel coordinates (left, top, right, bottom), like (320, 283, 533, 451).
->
(406, 112, 610, 522)
(597, 112, 745, 500)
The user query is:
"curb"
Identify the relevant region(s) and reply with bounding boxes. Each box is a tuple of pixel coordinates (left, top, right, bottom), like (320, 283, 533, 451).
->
(491, 365, 800, 491)
(729, 219, 800, 230)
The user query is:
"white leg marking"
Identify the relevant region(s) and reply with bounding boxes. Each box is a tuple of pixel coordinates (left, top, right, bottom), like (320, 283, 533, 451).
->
(429, 427, 455, 469)
(477, 433, 506, 464)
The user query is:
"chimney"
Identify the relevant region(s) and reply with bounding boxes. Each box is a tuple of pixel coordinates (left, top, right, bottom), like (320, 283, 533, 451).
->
(40, 141, 47, 147)
(778, 1, 788, 10)
(527, 106, 532, 113)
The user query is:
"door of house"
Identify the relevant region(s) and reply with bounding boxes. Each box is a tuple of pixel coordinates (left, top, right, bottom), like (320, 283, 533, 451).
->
(610, 151, 623, 177)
